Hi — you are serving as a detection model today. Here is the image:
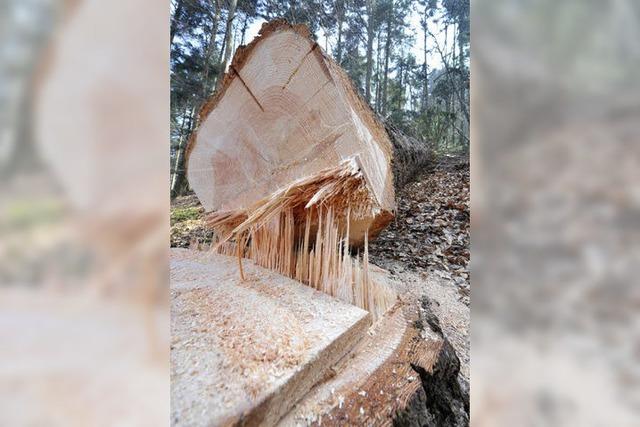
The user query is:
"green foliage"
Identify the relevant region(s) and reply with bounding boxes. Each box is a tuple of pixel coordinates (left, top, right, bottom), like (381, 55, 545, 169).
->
(170, 207, 203, 226)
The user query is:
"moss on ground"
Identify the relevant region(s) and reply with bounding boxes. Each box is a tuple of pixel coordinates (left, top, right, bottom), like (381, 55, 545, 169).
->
(170, 206, 202, 226)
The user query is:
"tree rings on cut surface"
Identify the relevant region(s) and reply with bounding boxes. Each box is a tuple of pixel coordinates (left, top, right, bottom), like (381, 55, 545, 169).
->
(186, 19, 396, 245)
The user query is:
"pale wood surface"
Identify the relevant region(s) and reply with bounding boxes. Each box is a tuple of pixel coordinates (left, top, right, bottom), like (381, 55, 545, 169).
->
(35, 0, 168, 218)
(187, 21, 395, 233)
(279, 302, 408, 425)
(170, 249, 370, 426)
(171, 249, 453, 426)
(0, 288, 167, 427)
(278, 266, 445, 426)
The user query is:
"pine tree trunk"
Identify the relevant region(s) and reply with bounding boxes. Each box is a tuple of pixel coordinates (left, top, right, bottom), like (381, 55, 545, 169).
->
(240, 13, 248, 45)
(375, 27, 383, 112)
(382, 14, 392, 115)
(458, 20, 464, 68)
(422, 8, 428, 109)
(171, 108, 191, 185)
(202, 0, 221, 97)
(216, 0, 238, 89)
(170, 0, 184, 45)
(397, 59, 404, 111)
(336, 1, 344, 63)
(364, 0, 376, 103)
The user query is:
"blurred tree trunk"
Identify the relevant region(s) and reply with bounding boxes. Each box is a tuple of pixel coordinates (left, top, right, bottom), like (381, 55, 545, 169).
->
(2, 96, 43, 178)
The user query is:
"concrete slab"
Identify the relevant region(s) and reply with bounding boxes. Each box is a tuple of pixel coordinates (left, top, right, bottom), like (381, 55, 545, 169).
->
(170, 249, 370, 426)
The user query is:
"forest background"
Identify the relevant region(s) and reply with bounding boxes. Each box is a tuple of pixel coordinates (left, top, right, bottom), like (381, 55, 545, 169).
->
(170, 0, 470, 196)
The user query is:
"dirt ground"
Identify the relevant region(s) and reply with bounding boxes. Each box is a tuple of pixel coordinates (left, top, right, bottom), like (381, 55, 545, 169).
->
(367, 161, 470, 387)
(170, 161, 471, 386)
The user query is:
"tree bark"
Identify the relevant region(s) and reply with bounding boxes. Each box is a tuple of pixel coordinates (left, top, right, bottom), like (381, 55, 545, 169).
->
(422, 7, 429, 109)
(240, 13, 248, 45)
(458, 20, 465, 68)
(397, 57, 405, 111)
(170, 108, 191, 185)
(384, 119, 433, 189)
(374, 26, 383, 112)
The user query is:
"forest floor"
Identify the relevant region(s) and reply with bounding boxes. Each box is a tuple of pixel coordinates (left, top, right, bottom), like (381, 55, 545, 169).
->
(368, 159, 470, 387)
(170, 160, 470, 385)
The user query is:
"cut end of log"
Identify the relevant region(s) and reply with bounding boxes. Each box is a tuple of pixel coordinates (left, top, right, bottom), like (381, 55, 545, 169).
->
(186, 19, 396, 245)
(186, 19, 399, 320)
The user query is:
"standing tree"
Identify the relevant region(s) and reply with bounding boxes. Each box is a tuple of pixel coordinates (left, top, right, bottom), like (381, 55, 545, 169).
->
(216, 0, 239, 88)
(364, 0, 377, 103)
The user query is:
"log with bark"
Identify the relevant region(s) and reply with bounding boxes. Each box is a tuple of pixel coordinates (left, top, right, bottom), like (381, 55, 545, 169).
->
(170, 248, 468, 427)
(185, 20, 432, 315)
(186, 19, 431, 246)
(181, 19, 466, 426)
(385, 120, 434, 189)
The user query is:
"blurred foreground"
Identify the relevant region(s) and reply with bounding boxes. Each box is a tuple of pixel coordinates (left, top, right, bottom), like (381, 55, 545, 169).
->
(2, 0, 640, 425)
(473, 0, 640, 425)
(1, 0, 168, 425)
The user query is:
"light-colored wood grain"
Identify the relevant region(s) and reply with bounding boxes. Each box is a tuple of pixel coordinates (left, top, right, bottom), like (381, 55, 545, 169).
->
(186, 20, 395, 242)
(170, 249, 370, 426)
(279, 303, 408, 426)
(277, 268, 446, 426)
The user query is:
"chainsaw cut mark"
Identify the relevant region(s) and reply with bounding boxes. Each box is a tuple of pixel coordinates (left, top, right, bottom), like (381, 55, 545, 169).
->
(282, 43, 319, 90)
(230, 65, 265, 112)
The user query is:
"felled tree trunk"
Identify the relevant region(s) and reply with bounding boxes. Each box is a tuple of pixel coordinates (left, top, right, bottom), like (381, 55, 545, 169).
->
(180, 21, 461, 425)
(187, 19, 430, 244)
(186, 19, 431, 319)
(385, 120, 434, 189)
